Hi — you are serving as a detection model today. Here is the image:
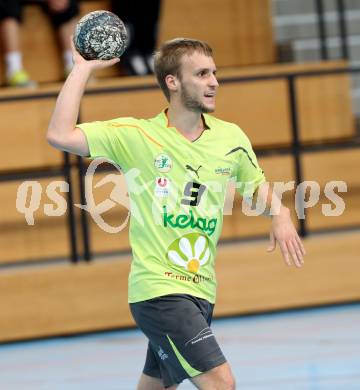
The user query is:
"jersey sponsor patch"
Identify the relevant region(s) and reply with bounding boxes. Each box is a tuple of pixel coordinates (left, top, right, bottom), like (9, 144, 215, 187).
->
(154, 153, 173, 173)
(163, 206, 217, 236)
(214, 167, 231, 176)
(155, 177, 170, 197)
(167, 233, 211, 273)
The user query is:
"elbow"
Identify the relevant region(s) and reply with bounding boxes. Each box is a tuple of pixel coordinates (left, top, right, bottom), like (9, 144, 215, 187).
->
(47, 126, 68, 151)
(46, 130, 59, 148)
(46, 130, 68, 153)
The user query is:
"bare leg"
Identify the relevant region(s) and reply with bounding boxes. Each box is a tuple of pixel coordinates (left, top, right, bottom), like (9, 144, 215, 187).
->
(136, 373, 178, 390)
(0, 17, 35, 86)
(190, 362, 236, 390)
(0, 17, 21, 53)
(56, 17, 77, 75)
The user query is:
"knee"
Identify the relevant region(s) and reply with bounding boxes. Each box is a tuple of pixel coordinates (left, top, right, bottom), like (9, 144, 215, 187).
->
(221, 374, 236, 390)
(214, 366, 236, 390)
(192, 362, 236, 390)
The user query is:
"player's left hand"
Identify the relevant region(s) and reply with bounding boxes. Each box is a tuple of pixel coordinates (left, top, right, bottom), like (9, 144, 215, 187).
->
(267, 207, 306, 268)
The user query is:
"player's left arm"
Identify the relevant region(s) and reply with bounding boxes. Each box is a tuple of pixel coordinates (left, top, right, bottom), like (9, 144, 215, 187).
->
(233, 127, 305, 267)
(253, 181, 306, 268)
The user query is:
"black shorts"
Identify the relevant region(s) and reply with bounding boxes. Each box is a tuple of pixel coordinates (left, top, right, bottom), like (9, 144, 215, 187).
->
(130, 294, 226, 388)
(0, 0, 79, 27)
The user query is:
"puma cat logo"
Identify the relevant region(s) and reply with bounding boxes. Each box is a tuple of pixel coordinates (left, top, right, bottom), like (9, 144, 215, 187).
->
(185, 164, 202, 178)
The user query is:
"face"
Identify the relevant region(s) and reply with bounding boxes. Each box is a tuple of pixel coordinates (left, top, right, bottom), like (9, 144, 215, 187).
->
(177, 51, 219, 113)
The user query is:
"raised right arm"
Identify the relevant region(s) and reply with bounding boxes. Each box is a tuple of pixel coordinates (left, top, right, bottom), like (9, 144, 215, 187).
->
(46, 39, 119, 156)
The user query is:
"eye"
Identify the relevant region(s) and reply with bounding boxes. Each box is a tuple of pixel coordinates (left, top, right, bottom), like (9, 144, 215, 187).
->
(198, 70, 207, 77)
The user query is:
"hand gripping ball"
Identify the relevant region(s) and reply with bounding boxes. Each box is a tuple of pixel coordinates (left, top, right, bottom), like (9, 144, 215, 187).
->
(73, 10, 128, 60)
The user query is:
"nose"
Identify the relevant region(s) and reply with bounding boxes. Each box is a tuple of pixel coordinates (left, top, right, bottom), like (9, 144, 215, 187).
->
(210, 73, 219, 88)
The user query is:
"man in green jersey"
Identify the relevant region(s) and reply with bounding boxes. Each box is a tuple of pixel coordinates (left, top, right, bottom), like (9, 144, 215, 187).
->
(47, 38, 305, 390)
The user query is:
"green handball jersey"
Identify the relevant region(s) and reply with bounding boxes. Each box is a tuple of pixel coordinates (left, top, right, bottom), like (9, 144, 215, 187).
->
(78, 111, 265, 304)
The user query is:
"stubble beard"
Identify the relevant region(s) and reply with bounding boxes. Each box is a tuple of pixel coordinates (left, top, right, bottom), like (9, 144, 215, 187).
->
(180, 86, 215, 113)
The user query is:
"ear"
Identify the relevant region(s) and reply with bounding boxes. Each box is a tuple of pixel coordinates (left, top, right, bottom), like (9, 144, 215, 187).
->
(165, 74, 179, 94)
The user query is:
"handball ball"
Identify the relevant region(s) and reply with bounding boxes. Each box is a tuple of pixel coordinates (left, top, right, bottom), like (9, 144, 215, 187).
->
(73, 10, 128, 60)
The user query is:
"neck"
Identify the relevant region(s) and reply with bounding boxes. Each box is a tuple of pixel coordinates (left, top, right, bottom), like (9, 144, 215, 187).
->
(167, 104, 204, 139)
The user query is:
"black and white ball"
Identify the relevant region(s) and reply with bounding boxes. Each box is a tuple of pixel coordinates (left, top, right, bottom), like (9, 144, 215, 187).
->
(73, 10, 128, 60)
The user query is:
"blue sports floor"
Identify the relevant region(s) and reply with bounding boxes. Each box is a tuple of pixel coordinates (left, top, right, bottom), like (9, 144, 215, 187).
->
(0, 304, 359, 389)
